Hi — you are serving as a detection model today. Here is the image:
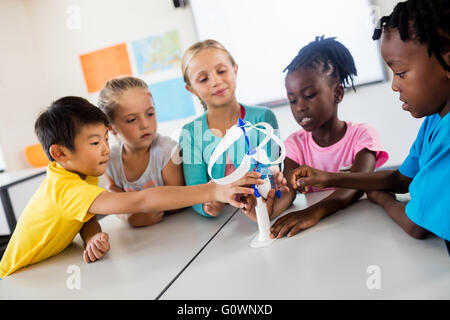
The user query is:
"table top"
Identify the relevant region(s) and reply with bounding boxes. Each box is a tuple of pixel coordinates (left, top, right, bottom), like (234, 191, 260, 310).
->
(161, 191, 450, 300)
(0, 167, 46, 188)
(0, 205, 237, 299)
(1, 191, 448, 299)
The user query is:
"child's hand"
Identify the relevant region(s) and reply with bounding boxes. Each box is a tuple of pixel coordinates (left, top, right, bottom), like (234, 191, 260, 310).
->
(203, 201, 225, 216)
(270, 166, 289, 193)
(270, 209, 320, 238)
(241, 189, 276, 223)
(83, 232, 110, 263)
(213, 171, 263, 208)
(291, 165, 331, 193)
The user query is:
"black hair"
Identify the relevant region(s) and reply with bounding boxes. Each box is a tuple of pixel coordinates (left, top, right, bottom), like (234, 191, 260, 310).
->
(283, 35, 358, 91)
(373, 0, 450, 71)
(35, 96, 109, 161)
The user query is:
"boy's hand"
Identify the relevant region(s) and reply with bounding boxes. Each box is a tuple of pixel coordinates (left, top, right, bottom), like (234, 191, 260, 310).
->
(203, 201, 226, 216)
(213, 171, 263, 208)
(241, 189, 276, 223)
(270, 208, 320, 238)
(291, 165, 331, 193)
(83, 232, 110, 263)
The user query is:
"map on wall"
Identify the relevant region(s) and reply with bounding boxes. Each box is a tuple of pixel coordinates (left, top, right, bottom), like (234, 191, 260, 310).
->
(80, 30, 196, 123)
(131, 30, 182, 75)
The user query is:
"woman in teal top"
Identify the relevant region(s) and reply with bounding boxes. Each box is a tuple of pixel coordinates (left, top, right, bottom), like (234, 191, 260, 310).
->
(179, 40, 280, 217)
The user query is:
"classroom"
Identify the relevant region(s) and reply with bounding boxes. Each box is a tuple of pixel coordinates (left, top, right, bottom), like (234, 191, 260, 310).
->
(0, 0, 448, 303)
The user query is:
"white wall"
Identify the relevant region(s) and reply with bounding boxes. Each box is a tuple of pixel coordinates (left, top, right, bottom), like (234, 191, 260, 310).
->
(0, 0, 419, 172)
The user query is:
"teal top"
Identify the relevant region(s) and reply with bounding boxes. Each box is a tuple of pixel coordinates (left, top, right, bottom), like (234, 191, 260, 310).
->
(179, 104, 280, 216)
(399, 112, 450, 241)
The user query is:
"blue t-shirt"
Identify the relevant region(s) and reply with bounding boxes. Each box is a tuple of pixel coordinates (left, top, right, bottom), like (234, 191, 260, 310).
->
(399, 113, 450, 241)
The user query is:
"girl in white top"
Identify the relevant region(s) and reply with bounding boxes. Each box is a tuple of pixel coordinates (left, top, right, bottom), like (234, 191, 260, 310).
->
(98, 76, 184, 227)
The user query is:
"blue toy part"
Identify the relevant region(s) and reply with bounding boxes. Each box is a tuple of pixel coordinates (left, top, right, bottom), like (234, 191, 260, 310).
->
(252, 184, 261, 198)
(237, 118, 283, 199)
(253, 162, 282, 199)
(238, 118, 256, 156)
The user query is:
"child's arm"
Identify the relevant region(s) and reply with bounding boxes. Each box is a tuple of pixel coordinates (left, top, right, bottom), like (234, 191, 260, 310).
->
(88, 172, 263, 215)
(366, 191, 430, 239)
(104, 172, 164, 226)
(270, 149, 376, 238)
(79, 216, 110, 263)
(292, 165, 412, 194)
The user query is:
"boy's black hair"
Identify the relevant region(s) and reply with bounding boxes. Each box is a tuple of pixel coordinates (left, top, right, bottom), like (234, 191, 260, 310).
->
(373, 0, 450, 71)
(283, 35, 358, 91)
(35, 96, 109, 161)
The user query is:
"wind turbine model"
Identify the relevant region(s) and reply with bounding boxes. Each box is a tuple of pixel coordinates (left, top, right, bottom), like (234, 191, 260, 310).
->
(208, 118, 286, 248)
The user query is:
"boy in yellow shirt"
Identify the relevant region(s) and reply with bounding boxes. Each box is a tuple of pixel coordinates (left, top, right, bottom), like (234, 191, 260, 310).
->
(0, 96, 261, 278)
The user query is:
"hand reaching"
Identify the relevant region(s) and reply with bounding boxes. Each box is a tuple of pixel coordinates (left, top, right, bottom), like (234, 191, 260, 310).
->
(270, 209, 320, 238)
(290, 165, 331, 193)
(213, 171, 263, 208)
(241, 189, 276, 223)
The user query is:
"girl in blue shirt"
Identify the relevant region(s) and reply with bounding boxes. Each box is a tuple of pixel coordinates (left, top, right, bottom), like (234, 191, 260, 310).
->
(179, 40, 283, 218)
(278, 0, 450, 250)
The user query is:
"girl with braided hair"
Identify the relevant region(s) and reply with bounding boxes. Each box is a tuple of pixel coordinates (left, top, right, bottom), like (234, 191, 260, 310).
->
(286, 0, 450, 252)
(269, 36, 388, 238)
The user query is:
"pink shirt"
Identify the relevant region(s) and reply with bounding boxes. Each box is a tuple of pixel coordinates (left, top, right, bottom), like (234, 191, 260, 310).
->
(284, 122, 388, 192)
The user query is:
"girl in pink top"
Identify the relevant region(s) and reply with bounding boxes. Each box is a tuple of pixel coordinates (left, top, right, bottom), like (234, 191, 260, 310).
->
(269, 36, 388, 238)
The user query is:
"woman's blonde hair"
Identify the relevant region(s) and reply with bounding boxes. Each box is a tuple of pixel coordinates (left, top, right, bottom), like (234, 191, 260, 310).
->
(181, 40, 236, 110)
(98, 75, 149, 122)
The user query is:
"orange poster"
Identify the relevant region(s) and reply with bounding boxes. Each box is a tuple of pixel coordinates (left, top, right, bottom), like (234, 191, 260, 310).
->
(79, 43, 132, 93)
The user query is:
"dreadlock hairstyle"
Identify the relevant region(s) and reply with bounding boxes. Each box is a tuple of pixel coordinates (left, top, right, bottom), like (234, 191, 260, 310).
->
(283, 35, 358, 91)
(372, 0, 450, 71)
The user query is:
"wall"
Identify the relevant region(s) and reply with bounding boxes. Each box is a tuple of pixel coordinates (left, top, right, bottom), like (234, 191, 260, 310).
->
(0, 0, 419, 172)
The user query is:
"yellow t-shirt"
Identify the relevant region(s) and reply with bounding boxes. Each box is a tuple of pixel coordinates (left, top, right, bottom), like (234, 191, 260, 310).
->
(0, 162, 105, 278)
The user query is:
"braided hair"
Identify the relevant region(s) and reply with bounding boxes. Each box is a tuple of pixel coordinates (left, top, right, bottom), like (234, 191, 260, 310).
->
(373, 0, 450, 71)
(283, 36, 358, 91)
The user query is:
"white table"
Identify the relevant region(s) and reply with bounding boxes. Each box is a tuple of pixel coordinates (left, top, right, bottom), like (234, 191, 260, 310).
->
(0, 205, 238, 299)
(1, 191, 448, 300)
(161, 191, 450, 300)
(0, 168, 46, 235)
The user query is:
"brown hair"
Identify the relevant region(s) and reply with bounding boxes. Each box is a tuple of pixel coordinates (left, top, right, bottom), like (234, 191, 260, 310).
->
(98, 76, 149, 122)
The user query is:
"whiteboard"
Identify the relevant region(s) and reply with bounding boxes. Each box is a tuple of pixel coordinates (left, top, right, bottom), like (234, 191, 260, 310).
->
(190, 0, 386, 106)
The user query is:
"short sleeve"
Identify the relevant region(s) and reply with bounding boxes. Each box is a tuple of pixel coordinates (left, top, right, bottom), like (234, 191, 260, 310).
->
(158, 135, 180, 169)
(284, 133, 303, 166)
(404, 137, 450, 240)
(353, 124, 389, 168)
(399, 119, 427, 179)
(105, 143, 123, 189)
(59, 180, 105, 223)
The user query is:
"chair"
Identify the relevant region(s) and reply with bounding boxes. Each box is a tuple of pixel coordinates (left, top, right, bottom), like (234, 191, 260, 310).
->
(25, 144, 49, 167)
